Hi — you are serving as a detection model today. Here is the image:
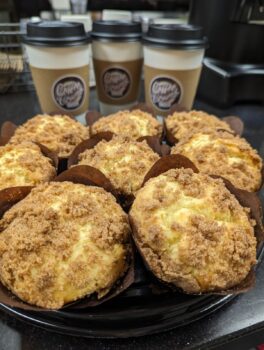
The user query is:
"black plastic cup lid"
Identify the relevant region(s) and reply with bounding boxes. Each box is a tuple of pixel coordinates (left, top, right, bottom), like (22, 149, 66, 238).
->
(143, 24, 208, 50)
(23, 21, 91, 47)
(91, 20, 142, 41)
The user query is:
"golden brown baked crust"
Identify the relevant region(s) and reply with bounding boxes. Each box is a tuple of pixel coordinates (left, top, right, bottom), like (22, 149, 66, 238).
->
(10, 114, 89, 158)
(75, 136, 159, 196)
(92, 109, 162, 139)
(130, 168, 256, 293)
(172, 130, 262, 191)
(165, 110, 232, 141)
(0, 142, 56, 190)
(0, 182, 130, 309)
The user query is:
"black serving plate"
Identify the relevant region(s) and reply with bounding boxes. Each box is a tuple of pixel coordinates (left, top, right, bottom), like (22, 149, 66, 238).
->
(0, 253, 237, 338)
(0, 121, 262, 338)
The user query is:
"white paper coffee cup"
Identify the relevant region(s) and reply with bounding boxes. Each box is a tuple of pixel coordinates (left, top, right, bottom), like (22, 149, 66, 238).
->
(91, 21, 143, 115)
(143, 24, 208, 116)
(23, 21, 91, 117)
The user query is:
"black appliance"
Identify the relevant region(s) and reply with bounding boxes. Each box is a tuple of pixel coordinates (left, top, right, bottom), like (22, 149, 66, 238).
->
(189, 0, 264, 106)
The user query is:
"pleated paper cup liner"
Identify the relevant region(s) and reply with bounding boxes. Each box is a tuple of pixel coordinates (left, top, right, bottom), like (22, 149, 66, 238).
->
(129, 153, 264, 296)
(0, 168, 135, 311)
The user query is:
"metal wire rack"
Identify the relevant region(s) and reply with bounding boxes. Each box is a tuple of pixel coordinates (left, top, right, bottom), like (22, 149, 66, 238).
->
(0, 23, 34, 93)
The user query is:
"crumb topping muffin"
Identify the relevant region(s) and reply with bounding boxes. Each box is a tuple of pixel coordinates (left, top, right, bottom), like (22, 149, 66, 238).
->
(75, 136, 159, 196)
(0, 182, 130, 309)
(91, 109, 162, 140)
(172, 130, 262, 191)
(0, 142, 56, 190)
(10, 114, 89, 158)
(165, 110, 232, 141)
(130, 168, 256, 293)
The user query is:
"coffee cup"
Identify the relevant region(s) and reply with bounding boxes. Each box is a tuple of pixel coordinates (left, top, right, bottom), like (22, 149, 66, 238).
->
(23, 21, 91, 117)
(91, 20, 143, 115)
(143, 24, 208, 116)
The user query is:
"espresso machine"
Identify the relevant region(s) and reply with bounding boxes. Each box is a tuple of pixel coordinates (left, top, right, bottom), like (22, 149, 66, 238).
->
(189, 0, 264, 106)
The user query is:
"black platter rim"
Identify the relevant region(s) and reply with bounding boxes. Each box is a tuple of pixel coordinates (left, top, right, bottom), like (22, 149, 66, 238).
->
(0, 139, 263, 339)
(1, 246, 263, 338)
(0, 294, 235, 338)
(0, 204, 263, 339)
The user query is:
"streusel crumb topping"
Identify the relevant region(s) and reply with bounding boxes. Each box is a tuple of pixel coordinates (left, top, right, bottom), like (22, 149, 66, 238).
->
(172, 130, 262, 191)
(75, 136, 159, 195)
(10, 114, 89, 158)
(130, 168, 256, 293)
(92, 109, 162, 139)
(165, 110, 232, 141)
(0, 182, 130, 309)
(0, 142, 56, 190)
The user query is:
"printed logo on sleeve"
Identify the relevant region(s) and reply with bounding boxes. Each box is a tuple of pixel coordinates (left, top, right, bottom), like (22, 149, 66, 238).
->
(150, 76, 182, 110)
(102, 68, 131, 99)
(52, 75, 86, 111)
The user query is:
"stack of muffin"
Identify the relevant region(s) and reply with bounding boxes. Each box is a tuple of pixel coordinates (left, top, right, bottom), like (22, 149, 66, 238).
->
(0, 107, 262, 310)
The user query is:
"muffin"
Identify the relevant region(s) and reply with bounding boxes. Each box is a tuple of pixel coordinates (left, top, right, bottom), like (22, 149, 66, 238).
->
(130, 168, 256, 293)
(91, 109, 162, 140)
(172, 130, 262, 191)
(0, 182, 130, 309)
(9, 114, 89, 158)
(74, 136, 160, 197)
(165, 110, 233, 142)
(0, 142, 56, 190)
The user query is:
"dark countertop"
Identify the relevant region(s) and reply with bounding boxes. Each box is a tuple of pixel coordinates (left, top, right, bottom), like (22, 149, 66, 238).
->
(0, 90, 264, 350)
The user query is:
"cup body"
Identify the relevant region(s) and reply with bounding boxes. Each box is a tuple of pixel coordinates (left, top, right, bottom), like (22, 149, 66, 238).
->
(92, 40, 143, 115)
(26, 44, 90, 116)
(143, 46, 204, 116)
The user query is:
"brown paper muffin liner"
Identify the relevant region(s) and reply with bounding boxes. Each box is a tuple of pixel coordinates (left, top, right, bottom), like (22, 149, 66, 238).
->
(0, 121, 17, 141)
(142, 154, 199, 186)
(222, 115, 244, 136)
(34, 142, 59, 171)
(163, 120, 179, 146)
(129, 153, 264, 296)
(85, 110, 102, 127)
(0, 168, 135, 311)
(164, 104, 244, 146)
(55, 164, 119, 199)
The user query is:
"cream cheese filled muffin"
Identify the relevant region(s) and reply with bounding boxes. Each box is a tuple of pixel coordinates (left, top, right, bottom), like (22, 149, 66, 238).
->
(172, 130, 262, 191)
(165, 110, 232, 142)
(0, 142, 56, 190)
(0, 182, 130, 309)
(9, 114, 89, 158)
(130, 168, 256, 293)
(91, 109, 162, 140)
(74, 136, 159, 196)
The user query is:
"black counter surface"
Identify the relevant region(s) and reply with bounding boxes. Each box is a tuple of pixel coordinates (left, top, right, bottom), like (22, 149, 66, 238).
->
(0, 90, 264, 350)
